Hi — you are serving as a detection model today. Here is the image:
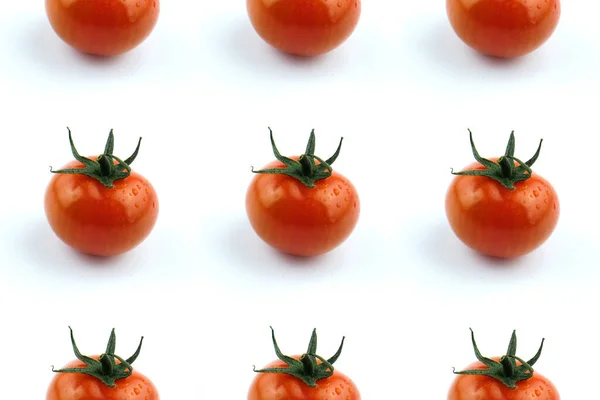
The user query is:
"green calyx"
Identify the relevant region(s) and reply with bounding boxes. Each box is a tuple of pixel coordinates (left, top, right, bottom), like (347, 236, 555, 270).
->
(52, 326, 144, 388)
(50, 128, 142, 188)
(451, 130, 543, 190)
(453, 328, 545, 389)
(253, 327, 345, 388)
(251, 128, 343, 188)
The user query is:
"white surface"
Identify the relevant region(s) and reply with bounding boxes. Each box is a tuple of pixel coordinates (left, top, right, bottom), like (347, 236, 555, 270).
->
(1, 0, 599, 399)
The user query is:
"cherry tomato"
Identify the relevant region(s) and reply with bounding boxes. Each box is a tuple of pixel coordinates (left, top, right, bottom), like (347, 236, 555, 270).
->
(446, 130, 559, 258)
(446, 0, 560, 58)
(45, 0, 160, 56)
(45, 128, 159, 257)
(448, 329, 560, 400)
(249, 327, 361, 400)
(246, 0, 361, 56)
(246, 129, 360, 257)
(47, 327, 159, 400)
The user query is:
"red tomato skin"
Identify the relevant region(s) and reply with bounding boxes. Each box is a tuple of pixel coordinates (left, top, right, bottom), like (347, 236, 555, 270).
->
(46, 357, 159, 400)
(44, 158, 159, 257)
(246, 0, 361, 56)
(246, 158, 360, 257)
(248, 356, 361, 400)
(448, 358, 560, 400)
(446, 0, 560, 58)
(45, 0, 160, 56)
(445, 159, 559, 258)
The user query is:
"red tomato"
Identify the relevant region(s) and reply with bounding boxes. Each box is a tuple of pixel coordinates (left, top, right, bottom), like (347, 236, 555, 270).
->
(246, 0, 361, 56)
(449, 358, 559, 400)
(448, 330, 559, 400)
(45, 129, 159, 257)
(446, 131, 559, 258)
(249, 357, 359, 400)
(249, 328, 361, 400)
(45, 0, 160, 56)
(47, 328, 159, 400)
(446, 0, 560, 58)
(246, 129, 360, 257)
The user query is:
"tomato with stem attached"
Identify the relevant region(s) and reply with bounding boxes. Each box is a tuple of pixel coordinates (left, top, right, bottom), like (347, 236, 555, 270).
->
(47, 327, 159, 400)
(45, 0, 160, 56)
(446, 130, 559, 259)
(246, 0, 361, 57)
(249, 327, 360, 400)
(246, 128, 360, 257)
(45, 128, 159, 257)
(448, 329, 560, 400)
(446, 0, 561, 58)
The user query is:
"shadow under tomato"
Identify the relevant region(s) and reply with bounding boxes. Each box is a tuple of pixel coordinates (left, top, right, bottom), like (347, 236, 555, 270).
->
(18, 221, 132, 276)
(414, 219, 532, 281)
(413, 20, 540, 84)
(15, 21, 137, 82)
(211, 217, 338, 281)
(217, 20, 339, 81)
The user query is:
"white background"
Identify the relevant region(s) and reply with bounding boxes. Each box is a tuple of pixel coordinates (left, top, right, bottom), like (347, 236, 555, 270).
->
(1, 0, 599, 398)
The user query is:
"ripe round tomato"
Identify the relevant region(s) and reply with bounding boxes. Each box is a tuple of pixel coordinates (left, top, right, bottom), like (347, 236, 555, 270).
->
(47, 328, 159, 400)
(246, 129, 360, 257)
(448, 330, 559, 400)
(249, 327, 361, 400)
(45, 129, 159, 257)
(45, 0, 160, 56)
(249, 357, 360, 400)
(446, 131, 559, 258)
(246, 0, 361, 56)
(449, 358, 559, 400)
(446, 0, 561, 58)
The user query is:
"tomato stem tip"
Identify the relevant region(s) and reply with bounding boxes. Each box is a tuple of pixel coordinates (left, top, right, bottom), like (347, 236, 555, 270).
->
(49, 128, 143, 188)
(450, 130, 544, 190)
(252, 327, 346, 388)
(453, 328, 546, 389)
(51, 327, 145, 388)
(251, 128, 344, 188)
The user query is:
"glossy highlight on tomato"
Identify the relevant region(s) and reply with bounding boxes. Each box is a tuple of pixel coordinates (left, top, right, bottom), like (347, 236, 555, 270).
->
(446, 131, 559, 259)
(45, 129, 159, 257)
(446, 0, 561, 58)
(45, 0, 160, 56)
(246, 129, 360, 257)
(246, 0, 361, 56)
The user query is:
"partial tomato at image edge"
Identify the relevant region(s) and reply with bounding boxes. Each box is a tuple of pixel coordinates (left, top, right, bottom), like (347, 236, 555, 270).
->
(47, 327, 159, 400)
(448, 329, 560, 400)
(246, 128, 360, 257)
(45, 0, 160, 56)
(246, 0, 361, 57)
(248, 327, 361, 400)
(44, 128, 159, 257)
(445, 130, 559, 259)
(446, 0, 561, 58)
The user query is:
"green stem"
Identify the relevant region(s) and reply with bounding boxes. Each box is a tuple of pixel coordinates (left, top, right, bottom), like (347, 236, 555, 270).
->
(450, 131, 544, 190)
(300, 354, 315, 375)
(97, 155, 112, 177)
(251, 129, 343, 188)
(252, 327, 344, 388)
(299, 155, 314, 176)
(50, 129, 143, 188)
(500, 356, 514, 377)
(498, 156, 514, 179)
(99, 354, 114, 375)
(453, 329, 546, 389)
